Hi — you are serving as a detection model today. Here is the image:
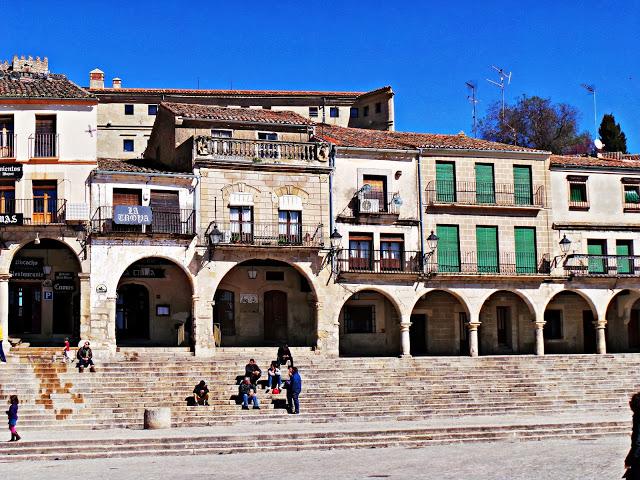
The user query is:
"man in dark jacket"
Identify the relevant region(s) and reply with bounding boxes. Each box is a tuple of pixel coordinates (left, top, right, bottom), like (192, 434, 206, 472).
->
(244, 359, 262, 386)
(277, 344, 293, 367)
(76, 342, 95, 372)
(193, 380, 210, 406)
(286, 366, 302, 414)
(238, 377, 260, 410)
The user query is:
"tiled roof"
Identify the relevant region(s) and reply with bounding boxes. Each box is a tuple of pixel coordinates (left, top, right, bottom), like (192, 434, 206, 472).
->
(0, 72, 95, 100)
(90, 87, 365, 98)
(96, 158, 189, 175)
(550, 155, 640, 170)
(356, 86, 393, 99)
(314, 124, 546, 153)
(161, 102, 315, 126)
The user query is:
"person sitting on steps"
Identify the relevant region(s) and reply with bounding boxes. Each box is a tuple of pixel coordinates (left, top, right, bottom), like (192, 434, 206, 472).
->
(277, 344, 293, 367)
(266, 361, 281, 393)
(244, 358, 262, 387)
(238, 377, 260, 410)
(193, 380, 210, 406)
(76, 342, 96, 373)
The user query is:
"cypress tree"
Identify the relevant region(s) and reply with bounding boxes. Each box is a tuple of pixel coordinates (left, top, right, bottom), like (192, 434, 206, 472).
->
(599, 114, 628, 153)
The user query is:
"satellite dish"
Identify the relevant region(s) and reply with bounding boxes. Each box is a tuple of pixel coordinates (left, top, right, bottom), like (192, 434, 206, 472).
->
(594, 139, 604, 150)
(392, 195, 403, 206)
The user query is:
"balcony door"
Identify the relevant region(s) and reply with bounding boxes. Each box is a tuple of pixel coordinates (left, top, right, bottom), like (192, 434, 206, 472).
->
(515, 227, 537, 274)
(476, 226, 499, 273)
(475, 163, 495, 204)
(229, 206, 253, 243)
(616, 240, 633, 275)
(362, 175, 387, 212)
(380, 236, 404, 271)
(0, 180, 15, 214)
(32, 180, 58, 224)
(0, 115, 14, 158)
(349, 234, 373, 271)
(278, 210, 301, 244)
(35, 115, 56, 157)
(436, 225, 460, 272)
(587, 239, 607, 274)
(150, 190, 180, 233)
(513, 165, 533, 205)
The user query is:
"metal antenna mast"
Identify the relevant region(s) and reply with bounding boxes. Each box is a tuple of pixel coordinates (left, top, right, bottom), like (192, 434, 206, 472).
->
(580, 84, 597, 138)
(465, 81, 479, 137)
(486, 65, 512, 123)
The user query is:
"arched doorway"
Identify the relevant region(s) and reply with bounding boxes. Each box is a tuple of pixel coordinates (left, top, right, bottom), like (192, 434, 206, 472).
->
(543, 291, 597, 354)
(8, 239, 81, 345)
(116, 257, 192, 347)
(212, 260, 317, 347)
(478, 291, 535, 355)
(409, 290, 469, 356)
(339, 290, 401, 357)
(605, 290, 640, 353)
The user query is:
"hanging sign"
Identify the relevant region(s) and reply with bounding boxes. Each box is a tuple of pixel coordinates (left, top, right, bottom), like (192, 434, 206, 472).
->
(0, 213, 23, 225)
(10, 257, 44, 279)
(53, 281, 76, 292)
(55, 272, 75, 281)
(0, 164, 23, 179)
(113, 205, 153, 225)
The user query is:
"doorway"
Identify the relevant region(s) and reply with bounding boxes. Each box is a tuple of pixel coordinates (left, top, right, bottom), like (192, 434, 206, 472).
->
(264, 290, 287, 343)
(583, 310, 596, 354)
(496, 306, 511, 348)
(8, 283, 42, 334)
(116, 284, 150, 340)
(410, 313, 427, 355)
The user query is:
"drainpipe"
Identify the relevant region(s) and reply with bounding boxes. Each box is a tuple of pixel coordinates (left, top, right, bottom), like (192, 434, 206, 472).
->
(328, 145, 336, 234)
(416, 150, 425, 263)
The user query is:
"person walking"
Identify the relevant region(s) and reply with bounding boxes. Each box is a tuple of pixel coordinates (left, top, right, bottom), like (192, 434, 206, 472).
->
(7, 395, 20, 441)
(625, 392, 640, 479)
(62, 337, 72, 363)
(286, 366, 302, 414)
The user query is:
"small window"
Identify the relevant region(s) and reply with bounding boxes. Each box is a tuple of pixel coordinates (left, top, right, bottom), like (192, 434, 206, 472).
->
(363, 106, 369, 117)
(148, 105, 158, 116)
(211, 129, 233, 138)
(156, 305, 170, 316)
(624, 184, 640, 210)
(568, 179, 589, 210)
(344, 305, 376, 333)
(124, 104, 134, 115)
(309, 107, 319, 118)
(350, 107, 359, 118)
(266, 271, 284, 281)
(258, 132, 278, 141)
(375, 102, 382, 114)
(329, 107, 339, 118)
(544, 309, 563, 340)
(123, 139, 134, 152)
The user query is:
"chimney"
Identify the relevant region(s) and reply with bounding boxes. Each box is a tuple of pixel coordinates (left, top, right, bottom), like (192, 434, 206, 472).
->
(89, 68, 104, 89)
(112, 77, 122, 89)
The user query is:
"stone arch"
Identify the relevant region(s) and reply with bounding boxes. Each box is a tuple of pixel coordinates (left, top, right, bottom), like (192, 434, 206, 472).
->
(113, 254, 195, 294)
(543, 289, 598, 319)
(343, 284, 405, 320)
(272, 185, 310, 203)
(2, 236, 86, 275)
(605, 289, 640, 353)
(220, 182, 261, 200)
(543, 290, 599, 354)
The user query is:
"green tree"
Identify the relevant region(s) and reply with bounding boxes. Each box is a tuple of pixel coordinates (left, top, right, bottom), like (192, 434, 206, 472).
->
(478, 95, 591, 154)
(598, 114, 628, 153)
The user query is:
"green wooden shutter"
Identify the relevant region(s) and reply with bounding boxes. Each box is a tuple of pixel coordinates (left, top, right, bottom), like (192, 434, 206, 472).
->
(515, 227, 537, 274)
(475, 164, 495, 204)
(436, 162, 456, 202)
(616, 241, 632, 274)
(476, 226, 498, 273)
(587, 240, 606, 274)
(437, 225, 460, 272)
(513, 165, 532, 205)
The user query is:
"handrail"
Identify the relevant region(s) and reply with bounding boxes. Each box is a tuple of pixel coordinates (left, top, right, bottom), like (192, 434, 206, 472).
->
(337, 249, 423, 274)
(0, 198, 66, 224)
(194, 135, 330, 162)
(426, 251, 550, 275)
(0, 133, 16, 158)
(564, 254, 640, 276)
(425, 180, 544, 207)
(212, 221, 324, 247)
(91, 206, 196, 235)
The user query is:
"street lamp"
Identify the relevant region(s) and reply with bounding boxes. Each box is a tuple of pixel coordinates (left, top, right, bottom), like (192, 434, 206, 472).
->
(426, 231, 439, 252)
(559, 235, 572, 254)
(330, 228, 343, 250)
(208, 223, 223, 260)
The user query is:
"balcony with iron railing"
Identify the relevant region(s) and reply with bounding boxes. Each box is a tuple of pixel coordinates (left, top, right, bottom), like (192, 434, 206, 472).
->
(91, 206, 196, 236)
(211, 221, 324, 248)
(337, 249, 423, 274)
(425, 181, 544, 209)
(426, 251, 551, 276)
(193, 135, 330, 165)
(30, 133, 59, 158)
(563, 254, 640, 277)
(356, 191, 401, 215)
(0, 132, 16, 158)
(0, 198, 66, 225)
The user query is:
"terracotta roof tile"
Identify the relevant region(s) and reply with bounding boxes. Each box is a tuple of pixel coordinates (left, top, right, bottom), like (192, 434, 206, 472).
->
(550, 154, 640, 170)
(96, 158, 187, 175)
(90, 87, 365, 98)
(161, 102, 314, 126)
(314, 124, 546, 153)
(0, 72, 94, 100)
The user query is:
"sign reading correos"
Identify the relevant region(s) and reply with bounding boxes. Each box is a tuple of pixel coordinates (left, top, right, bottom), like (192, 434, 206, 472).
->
(113, 205, 153, 225)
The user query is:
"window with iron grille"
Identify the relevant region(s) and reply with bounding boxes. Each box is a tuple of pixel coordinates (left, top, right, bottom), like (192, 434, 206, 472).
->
(344, 305, 376, 333)
(568, 176, 589, 210)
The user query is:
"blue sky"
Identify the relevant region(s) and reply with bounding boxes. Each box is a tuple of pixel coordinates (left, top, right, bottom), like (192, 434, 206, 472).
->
(3, 1, 639, 150)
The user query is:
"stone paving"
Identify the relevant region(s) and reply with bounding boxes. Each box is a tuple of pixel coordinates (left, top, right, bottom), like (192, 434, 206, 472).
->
(2, 436, 630, 480)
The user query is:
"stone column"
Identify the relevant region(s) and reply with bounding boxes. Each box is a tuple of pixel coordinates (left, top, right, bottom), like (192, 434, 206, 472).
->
(400, 320, 412, 358)
(105, 296, 118, 355)
(193, 295, 215, 357)
(77, 273, 91, 341)
(467, 322, 480, 357)
(0, 274, 10, 354)
(596, 322, 607, 354)
(535, 322, 546, 356)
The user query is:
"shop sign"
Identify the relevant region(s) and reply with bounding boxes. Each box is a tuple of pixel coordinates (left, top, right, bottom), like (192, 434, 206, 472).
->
(122, 266, 165, 278)
(55, 272, 75, 281)
(0, 213, 23, 225)
(0, 164, 23, 179)
(113, 205, 153, 225)
(10, 257, 44, 279)
(53, 281, 76, 292)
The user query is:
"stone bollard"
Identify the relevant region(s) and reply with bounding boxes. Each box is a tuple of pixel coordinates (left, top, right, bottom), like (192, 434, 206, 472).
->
(143, 407, 171, 429)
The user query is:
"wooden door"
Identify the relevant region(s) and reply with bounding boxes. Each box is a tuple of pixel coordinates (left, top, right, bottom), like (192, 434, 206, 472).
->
(264, 290, 287, 343)
(32, 181, 57, 224)
(150, 190, 180, 233)
(410, 313, 427, 355)
(116, 284, 150, 339)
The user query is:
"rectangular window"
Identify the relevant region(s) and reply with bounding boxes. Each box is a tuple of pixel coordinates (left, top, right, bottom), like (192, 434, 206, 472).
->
(123, 139, 134, 152)
(229, 206, 253, 243)
(349, 233, 373, 271)
(308, 107, 319, 118)
(32, 180, 58, 224)
(435, 161, 456, 202)
(361, 175, 387, 213)
(124, 104, 134, 115)
(436, 225, 460, 272)
(476, 226, 499, 273)
(0, 115, 15, 158)
(0, 180, 15, 214)
(329, 107, 339, 118)
(475, 163, 495, 204)
(113, 188, 142, 206)
(278, 210, 301, 245)
(375, 102, 382, 114)
(350, 107, 359, 118)
(344, 305, 375, 333)
(34, 115, 56, 157)
(616, 240, 634, 275)
(363, 105, 369, 117)
(544, 309, 563, 340)
(257, 132, 278, 158)
(514, 227, 537, 274)
(156, 305, 170, 316)
(587, 239, 607, 274)
(211, 129, 233, 138)
(624, 184, 640, 210)
(568, 176, 589, 209)
(380, 234, 404, 272)
(148, 104, 158, 116)
(266, 271, 285, 281)
(513, 165, 533, 205)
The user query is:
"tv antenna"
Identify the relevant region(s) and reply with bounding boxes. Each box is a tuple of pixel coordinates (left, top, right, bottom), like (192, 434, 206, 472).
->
(465, 81, 479, 137)
(580, 84, 597, 139)
(486, 65, 512, 123)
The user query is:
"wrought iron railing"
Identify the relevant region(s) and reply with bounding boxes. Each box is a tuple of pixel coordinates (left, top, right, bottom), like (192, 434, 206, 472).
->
(337, 249, 422, 274)
(425, 181, 544, 207)
(426, 251, 550, 275)
(212, 222, 324, 247)
(91, 206, 196, 235)
(0, 198, 66, 224)
(564, 254, 640, 276)
(30, 133, 58, 158)
(194, 136, 329, 162)
(0, 133, 15, 158)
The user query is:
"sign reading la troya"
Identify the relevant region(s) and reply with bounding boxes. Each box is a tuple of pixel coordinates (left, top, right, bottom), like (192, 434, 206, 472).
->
(113, 205, 153, 225)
